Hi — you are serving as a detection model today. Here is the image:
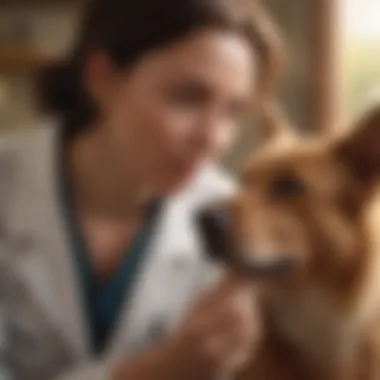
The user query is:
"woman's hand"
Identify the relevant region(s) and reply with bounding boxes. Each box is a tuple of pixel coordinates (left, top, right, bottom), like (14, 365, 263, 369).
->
(169, 272, 261, 377)
(113, 272, 262, 380)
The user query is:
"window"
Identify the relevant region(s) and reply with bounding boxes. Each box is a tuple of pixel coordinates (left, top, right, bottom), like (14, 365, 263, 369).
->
(342, 0, 380, 117)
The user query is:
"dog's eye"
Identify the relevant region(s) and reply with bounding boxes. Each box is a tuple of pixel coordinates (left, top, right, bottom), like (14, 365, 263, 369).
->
(271, 175, 306, 197)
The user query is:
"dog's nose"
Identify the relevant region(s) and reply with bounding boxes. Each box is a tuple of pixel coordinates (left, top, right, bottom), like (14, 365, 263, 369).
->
(196, 204, 232, 261)
(197, 206, 296, 279)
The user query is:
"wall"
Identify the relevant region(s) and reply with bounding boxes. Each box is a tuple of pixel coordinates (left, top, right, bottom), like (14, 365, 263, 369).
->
(223, 0, 318, 171)
(0, 2, 80, 129)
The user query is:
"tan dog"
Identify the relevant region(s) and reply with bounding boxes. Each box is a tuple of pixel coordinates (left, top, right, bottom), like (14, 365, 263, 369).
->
(200, 105, 380, 380)
(234, 105, 380, 380)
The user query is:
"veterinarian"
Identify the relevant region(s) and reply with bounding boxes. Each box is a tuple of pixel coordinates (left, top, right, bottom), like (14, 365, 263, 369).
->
(0, 0, 281, 379)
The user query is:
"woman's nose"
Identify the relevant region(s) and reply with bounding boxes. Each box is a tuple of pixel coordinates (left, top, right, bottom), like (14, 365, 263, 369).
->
(190, 117, 232, 158)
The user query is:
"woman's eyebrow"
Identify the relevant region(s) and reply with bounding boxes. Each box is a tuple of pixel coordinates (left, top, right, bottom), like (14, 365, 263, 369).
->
(165, 69, 219, 87)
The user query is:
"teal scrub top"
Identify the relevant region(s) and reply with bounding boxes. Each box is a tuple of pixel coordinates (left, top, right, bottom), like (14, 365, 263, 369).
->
(59, 150, 161, 355)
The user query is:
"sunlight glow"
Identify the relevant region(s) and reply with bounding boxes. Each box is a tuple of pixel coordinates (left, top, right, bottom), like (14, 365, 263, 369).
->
(344, 0, 380, 38)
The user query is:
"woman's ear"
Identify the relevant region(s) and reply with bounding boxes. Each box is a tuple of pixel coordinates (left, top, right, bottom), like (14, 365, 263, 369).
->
(83, 50, 119, 107)
(335, 106, 380, 185)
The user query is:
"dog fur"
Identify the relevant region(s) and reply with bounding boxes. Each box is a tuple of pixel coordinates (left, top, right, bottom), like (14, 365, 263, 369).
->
(233, 106, 380, 380)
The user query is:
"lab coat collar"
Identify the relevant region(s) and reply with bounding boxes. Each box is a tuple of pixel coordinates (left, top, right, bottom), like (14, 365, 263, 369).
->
(10, 124, 199, 360)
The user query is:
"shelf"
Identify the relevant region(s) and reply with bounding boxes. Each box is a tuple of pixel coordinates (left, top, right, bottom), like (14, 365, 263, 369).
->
(0, 44, 56, 71)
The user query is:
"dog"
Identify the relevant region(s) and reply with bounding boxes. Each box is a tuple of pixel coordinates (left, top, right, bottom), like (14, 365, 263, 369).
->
(199, 104, 380, 380)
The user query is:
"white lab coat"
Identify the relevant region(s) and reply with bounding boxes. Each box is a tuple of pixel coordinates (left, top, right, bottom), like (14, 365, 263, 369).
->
(0, 121, 235, 380)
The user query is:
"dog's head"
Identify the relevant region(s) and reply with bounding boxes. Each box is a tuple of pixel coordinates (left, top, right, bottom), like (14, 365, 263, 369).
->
(199, 106, 380, 288)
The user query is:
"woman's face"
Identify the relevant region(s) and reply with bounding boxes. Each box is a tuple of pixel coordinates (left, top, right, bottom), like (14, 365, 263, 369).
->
(88, 28, 256, 193)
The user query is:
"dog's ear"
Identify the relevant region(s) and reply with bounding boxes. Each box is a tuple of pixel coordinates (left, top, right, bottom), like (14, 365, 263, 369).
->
(259, 102, 297, 143)
(335, 107, 380, 185)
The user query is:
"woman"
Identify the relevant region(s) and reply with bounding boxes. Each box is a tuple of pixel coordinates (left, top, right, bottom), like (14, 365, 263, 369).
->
(0, 0, 282, 379)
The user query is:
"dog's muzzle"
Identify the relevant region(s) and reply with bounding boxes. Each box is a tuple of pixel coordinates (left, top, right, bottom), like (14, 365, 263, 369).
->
(196, 205, 295, 279)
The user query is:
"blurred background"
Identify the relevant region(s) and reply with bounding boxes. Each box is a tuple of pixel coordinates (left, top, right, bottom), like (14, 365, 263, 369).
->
(0, 0, 379, 171)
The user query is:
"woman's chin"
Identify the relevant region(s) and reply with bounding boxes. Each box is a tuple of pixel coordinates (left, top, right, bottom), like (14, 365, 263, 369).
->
(163, 173, 197, 194)
(155, 163, 200, 195)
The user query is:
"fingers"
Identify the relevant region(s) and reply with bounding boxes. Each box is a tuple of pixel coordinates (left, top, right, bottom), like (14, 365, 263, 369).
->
(220, 343, 254, 374)
(195, 288, 261, 372)
(199, 312, 259, 375)
(202, 314, 258, 357)
(175, 270, 262, 377)
(199, 271, 255, 313)
(207, 277, 256, 320)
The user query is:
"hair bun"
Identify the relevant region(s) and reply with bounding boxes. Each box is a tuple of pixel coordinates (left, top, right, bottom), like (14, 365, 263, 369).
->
(37, 59, 94, 133)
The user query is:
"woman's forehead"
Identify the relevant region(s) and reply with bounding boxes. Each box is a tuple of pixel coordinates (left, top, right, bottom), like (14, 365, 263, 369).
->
(134, 29, 256, 93)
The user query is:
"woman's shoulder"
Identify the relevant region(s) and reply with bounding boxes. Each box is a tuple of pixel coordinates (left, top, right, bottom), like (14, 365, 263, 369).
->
(0, 119, 56, 157)
(0, 121, 57, 204)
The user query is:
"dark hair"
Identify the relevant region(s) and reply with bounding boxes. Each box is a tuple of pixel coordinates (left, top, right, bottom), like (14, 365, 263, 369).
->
(38, 0, 283, 138)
